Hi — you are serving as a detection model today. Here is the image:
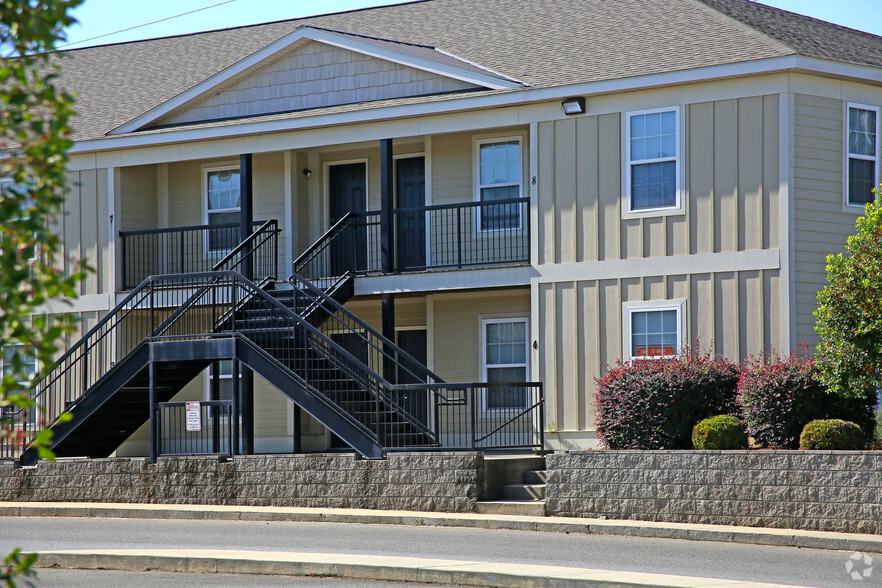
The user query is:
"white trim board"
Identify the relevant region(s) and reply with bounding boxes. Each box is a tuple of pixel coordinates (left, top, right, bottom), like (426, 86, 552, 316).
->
(534, 249, 780, 284)
(73, 55, 882, 155)
(354, 266, 533, 296)
(112, 26, 524, 135)
(34, 293, 114, 315)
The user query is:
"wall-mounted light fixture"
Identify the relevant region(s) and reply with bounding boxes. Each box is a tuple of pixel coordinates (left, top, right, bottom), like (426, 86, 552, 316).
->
(303, 168, 312, 178)
(561, 97, 586, 115)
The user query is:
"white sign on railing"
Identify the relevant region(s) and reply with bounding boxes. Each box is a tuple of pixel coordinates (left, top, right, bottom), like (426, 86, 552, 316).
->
(185, 401, 202, 432)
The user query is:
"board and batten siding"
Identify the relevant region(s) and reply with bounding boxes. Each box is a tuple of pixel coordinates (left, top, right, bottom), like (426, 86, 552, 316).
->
(538, 271, 780, 435)
(536, 95, 780, 265)
(60, 169, 110, 297)
(535, 94, 782, 439)
(119, 165, 158, 233)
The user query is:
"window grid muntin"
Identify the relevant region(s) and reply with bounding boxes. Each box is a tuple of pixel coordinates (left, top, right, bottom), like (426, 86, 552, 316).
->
(626, 107, 680, 213)
(846, 103, 880, 208)
(481, 318, 529, 411)
(204, 166, 241, 252)
(628, 307, 680, 360)
(476, 138, 523, 231)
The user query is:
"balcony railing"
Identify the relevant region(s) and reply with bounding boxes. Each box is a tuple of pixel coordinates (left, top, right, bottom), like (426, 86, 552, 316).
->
(293, 198, 530, 282)
(119, 220, 278, 290)
(363, 197, 530, 273)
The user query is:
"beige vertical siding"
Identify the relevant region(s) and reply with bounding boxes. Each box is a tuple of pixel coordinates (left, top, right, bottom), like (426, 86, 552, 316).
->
(251, 152, 287, 278)
(119, 165, 158, 232)
(537, 95, 780, 265)
(295, 151, 311, 254)
(538, 270, 780, 435)
(791, 94, 862, 348)
(62, 169, 109, 296)
(431, 131, 472, 207)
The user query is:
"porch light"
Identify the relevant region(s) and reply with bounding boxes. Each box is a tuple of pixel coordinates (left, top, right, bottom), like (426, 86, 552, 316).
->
(561, 97, 585, 115)
(303, 168, 312, 178)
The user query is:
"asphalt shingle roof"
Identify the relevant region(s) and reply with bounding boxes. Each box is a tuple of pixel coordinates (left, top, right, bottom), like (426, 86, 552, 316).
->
(51, 0, 882, 142)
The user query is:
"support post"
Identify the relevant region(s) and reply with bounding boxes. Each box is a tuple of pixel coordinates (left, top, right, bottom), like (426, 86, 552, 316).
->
(380, 139, 394, 274)
(382, 293, 396, 383)
(293, 405, 302, 454)
(210, 361, 220, 454)
(240, 363, 254, 455)
(231, 358, 240, 456)
(239, 153, 254, 280)
(149, 359, 157, 464)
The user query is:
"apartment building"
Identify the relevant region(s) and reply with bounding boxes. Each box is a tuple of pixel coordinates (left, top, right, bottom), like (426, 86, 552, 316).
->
(5, 0, 882, 461)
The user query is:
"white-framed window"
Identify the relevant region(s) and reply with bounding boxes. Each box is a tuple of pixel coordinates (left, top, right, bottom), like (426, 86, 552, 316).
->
(846, 103, 880, 208)
(622, 300, 686, 361)
(1, 176, 38, 261)
(625, 107, 680, 213)
(203, 165, 241, 252)
(475, 138, 522, 231)
(481, 317, 529, 411)
(1, 344, 38, 386)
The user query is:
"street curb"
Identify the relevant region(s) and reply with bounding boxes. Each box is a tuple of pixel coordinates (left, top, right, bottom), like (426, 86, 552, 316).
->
(35, 549, 809, 588)
(4, 502, 882, 554)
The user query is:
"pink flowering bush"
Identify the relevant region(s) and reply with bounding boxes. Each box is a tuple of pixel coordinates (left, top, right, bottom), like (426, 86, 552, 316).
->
(595, 348, 740, 449)
(737, 351, 876, 449)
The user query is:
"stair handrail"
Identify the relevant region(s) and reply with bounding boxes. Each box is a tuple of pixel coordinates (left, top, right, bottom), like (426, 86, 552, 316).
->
(204, 272, 438, 442)
(25, 219, 280, 443)
(288, 273, 446, 385)
(137, 270, 430, 444)
(5, 276, 165, 457)
(150, 220, 281, 340)
(212, 219, 279, 276)
(291, 212, 353, 280)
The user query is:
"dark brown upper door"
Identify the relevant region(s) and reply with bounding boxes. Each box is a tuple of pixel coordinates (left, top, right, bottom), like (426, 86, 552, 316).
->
(395, 157, 426, 271)
(328, 162, 367, 275)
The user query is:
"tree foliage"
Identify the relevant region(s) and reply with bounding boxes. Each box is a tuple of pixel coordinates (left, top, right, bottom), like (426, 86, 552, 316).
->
(1, 1, 83, 585)
(815, 193, 882, 399)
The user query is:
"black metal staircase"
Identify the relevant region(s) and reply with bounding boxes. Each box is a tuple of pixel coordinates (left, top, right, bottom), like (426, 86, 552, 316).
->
(3, 217, 543, 465)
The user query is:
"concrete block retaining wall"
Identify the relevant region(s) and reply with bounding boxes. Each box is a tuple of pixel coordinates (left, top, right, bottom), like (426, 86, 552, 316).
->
(0, 452, 483, 513)
(546, 451, 882, 535)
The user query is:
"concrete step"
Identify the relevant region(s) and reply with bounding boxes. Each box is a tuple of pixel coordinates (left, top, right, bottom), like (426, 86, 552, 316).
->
(475, 500, 546, 516)
(500, 484, 546, 501)
(522, 470, 547, 484)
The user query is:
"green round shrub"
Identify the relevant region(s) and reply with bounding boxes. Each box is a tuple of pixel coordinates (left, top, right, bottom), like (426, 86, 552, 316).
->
(692, 415, 748, 449)
(799, 419, 865, 450)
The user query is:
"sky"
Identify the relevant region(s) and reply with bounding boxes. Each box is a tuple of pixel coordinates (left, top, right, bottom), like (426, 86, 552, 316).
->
(59, 0, 882, 50)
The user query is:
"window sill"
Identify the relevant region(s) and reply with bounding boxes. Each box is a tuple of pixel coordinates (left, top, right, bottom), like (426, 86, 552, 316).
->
(621, 205, 686, 220)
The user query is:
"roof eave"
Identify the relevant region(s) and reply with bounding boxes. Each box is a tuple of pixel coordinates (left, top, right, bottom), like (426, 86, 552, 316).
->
(72, 54, 882, 155)
(109, 25, 525, 136)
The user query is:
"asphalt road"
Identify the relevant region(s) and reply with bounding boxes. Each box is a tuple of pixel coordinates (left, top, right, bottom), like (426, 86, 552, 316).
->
(0, 516, 870, 587)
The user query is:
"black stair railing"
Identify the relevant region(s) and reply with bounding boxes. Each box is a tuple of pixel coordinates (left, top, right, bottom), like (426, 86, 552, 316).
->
(292, 213, 361, 289)
(212, 219, 280, 280)
(288, 273, 443, 386)
(148, 271, 437, 448)
(0, 274, 207, 460)
(0, 224, 282, 461)
(120, 219, 279, 290)
(286, 273, 543, 451)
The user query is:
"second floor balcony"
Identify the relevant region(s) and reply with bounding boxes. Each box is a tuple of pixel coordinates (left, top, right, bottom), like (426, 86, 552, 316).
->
(119, 197, 530, 291)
